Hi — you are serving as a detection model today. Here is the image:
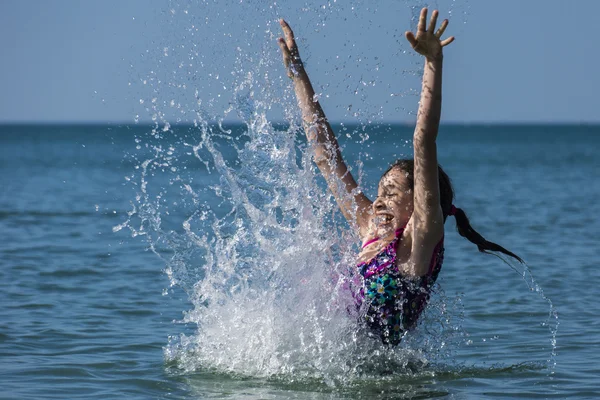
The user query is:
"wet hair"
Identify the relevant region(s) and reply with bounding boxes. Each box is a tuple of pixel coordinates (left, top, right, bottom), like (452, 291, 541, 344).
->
(383, 159, 523, 263)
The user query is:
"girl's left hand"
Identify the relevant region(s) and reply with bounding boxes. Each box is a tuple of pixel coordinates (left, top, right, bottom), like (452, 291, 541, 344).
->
(405, 8, 455, 61)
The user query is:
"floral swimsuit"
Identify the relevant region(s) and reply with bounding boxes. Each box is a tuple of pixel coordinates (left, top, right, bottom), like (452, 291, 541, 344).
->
(355, 228, 444, 345)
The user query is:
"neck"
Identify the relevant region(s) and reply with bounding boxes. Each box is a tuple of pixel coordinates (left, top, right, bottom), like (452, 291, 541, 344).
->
(362, 227, 404, 249)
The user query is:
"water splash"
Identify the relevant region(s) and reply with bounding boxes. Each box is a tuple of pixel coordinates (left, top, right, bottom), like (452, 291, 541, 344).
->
(151, 101, 462, 382)
(118, 0, 484, 386)
(501, 256, 560, 372)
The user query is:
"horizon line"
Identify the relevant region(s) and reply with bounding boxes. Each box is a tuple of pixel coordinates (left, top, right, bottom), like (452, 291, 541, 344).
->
(1, 120, 600, 127)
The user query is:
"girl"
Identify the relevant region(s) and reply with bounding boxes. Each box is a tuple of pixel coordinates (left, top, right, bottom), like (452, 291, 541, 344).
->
(277, 8, 522, 345)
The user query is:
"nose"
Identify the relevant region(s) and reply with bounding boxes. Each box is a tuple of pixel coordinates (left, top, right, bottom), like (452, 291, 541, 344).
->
(373, 196, 385, 211)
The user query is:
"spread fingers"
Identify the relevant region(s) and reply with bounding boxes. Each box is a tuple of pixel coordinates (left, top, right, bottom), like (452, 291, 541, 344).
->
(435, 19, 448, 38)
(417, 8, 427, 33)
(427, 9, 439, 33)
(405, 31, 417, 48)
(441, 36, 455, 47)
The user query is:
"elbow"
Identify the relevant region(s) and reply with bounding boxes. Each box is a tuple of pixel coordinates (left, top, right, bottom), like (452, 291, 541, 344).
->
(314, 156, 330, 169)
(413, 131, 435, 144)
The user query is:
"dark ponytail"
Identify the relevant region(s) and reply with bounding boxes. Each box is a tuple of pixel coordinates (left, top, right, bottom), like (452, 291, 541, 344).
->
(384, 158, 523, 264)
(452, 206, 523, 263)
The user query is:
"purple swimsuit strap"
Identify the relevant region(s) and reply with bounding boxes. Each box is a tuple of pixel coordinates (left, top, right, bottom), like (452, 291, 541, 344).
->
(361, 228, 404, 249)
(361, 237, 380, 249)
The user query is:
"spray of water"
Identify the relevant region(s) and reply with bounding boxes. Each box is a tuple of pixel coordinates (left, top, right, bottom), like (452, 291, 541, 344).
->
(116, 0, 556, 386)
(495, 254, 559, 372)
(120, 86, 464, 382)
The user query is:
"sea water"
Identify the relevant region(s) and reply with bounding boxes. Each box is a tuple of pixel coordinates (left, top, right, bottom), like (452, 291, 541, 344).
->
(2, 123, 598, 399)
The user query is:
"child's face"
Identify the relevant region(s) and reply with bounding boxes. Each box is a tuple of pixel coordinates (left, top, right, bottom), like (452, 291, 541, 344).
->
(372, 168, 414, 232)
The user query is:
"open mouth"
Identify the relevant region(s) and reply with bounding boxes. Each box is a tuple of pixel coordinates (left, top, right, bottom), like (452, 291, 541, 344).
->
(374, 214, 394, 225)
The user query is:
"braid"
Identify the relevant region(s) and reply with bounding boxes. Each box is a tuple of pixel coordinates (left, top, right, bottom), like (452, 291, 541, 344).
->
(453, 207, 523, 263)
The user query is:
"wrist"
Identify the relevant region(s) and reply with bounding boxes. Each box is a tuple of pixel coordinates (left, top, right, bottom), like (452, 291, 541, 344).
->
(425, 53, 443, 63)
(288, 57, 305, 77)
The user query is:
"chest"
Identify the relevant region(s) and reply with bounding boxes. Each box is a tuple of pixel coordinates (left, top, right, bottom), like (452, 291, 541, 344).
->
(357, 245, 426, 305)
(357, 234, 413, 275)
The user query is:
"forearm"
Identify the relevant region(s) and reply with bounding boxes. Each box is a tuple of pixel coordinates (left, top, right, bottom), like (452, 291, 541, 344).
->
(413, 57, 444, 217)
(292, 72, 343, 169)
(292, 71, 370, 225)
(415, 56, 443, 142)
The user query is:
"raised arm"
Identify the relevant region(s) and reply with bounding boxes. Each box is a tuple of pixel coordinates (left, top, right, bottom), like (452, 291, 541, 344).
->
(278, 19, 372, 235)
(405, 9, 455, 257)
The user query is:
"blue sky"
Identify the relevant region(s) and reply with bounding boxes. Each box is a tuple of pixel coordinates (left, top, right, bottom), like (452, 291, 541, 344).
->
(1, 0, 598, 124)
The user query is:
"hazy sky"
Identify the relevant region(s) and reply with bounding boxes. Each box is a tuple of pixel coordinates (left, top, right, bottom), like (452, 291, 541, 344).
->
(1, 0, 598, 123)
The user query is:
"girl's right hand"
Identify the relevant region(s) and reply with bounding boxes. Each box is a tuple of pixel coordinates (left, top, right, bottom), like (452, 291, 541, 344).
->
(278, 19, 305, 79)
